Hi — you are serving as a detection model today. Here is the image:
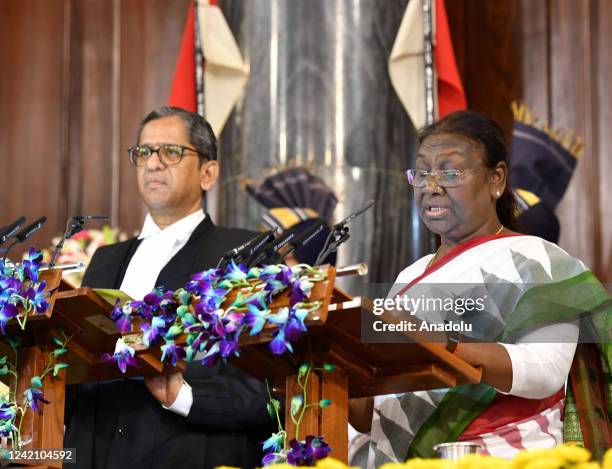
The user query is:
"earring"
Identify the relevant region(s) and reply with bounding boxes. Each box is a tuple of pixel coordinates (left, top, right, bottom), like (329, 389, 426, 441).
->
(496, 191, 501, 197)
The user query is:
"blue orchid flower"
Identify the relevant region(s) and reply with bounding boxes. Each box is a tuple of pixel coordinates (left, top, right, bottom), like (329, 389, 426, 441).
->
(286, 436, 332, 466)
(24, 386, 49, 413)
(246, 303, 268, 335)
(262, 431, 285, 453)
(110, 302, 133, 333)
(0, 400, 17, 437)
(290, 278, 313, 305)
(224, 260, 248, 282)
(219, 335, 240, 358)
(269, 328, 292, 355)
(0, 303, 18, 334)
(160, 340, 185, 366)
(23, 282, 49, 314)
(101, 338, 138, 373)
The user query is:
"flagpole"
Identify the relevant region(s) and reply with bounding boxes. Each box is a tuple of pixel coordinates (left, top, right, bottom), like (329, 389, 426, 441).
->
(422, 0, 439, 252)
(194, 0, 205, 117)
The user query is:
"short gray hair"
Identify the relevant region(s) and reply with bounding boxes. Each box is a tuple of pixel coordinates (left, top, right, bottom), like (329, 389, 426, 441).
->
(136, 106, 217, 163)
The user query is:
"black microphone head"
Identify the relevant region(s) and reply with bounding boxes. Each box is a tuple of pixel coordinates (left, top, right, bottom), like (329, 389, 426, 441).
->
(290, 219, 336, 265)
(16, 216, 47, 242)
(0, 216, 26, 244)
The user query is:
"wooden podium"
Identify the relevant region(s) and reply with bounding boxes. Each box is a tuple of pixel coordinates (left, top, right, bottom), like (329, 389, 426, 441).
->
(2, 266, 481, 467)
(230, 266, 483, 463)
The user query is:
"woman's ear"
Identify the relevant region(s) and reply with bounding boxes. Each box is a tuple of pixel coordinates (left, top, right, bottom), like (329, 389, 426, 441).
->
(200, 160, 220, 192)
(490, 161, 507, 198)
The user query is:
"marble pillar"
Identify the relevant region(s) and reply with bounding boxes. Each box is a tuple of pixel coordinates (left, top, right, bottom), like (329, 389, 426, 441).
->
(213, 0, 431, 287)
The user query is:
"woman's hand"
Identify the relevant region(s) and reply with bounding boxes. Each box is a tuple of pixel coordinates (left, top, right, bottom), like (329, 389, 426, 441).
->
(455, 342, 513, 392)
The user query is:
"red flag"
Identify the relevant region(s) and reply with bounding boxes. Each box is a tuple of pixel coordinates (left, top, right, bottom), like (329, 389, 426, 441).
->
(168, 2, 197, 111)
(434, 0, 466, 117)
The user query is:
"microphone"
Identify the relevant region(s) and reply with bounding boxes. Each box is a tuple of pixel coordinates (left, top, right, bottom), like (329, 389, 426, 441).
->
(314, 200, 375, 265)
(332, 199, 375, 230)
(279, 220, 326, 262)
(1, 217, 47, 261)
(246, 229, 298, 268)
(0, 216, 26, 245)
(16, 216, 47, 243)
(65, 215, 109, 239)
(49, 214, 109, 269)
(217, 228, 278, 269)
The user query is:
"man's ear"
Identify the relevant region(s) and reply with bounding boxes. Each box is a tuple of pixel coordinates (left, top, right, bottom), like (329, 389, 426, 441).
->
(200, 160, 220, 192)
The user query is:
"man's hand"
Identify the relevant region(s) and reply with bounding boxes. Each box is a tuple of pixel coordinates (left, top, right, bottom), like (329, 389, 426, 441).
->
(144, 370, 184, 407)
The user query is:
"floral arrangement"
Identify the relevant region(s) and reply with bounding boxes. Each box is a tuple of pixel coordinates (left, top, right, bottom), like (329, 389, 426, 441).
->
(105, 261, 337, 466)
(242, 444, 612, 469)
(0, 248, 50, 334)
(262, 362, 334, 466)
(39, 225, 128, 287)
(0, 248, 70, 449)
(105, 262, 327, 371)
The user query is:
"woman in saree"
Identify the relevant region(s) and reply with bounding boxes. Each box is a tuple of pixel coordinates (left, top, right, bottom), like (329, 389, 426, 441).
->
(349, 111, 611, 466)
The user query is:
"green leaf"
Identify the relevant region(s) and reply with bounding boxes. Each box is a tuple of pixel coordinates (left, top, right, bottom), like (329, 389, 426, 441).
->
(52, 337, 64, 347)
(319, 399, 332, 408)
(0, 365, 8, 376)
(164, 325, 183, 339)
(290, 395, 303, 417)
(0, 356, 7, 365)
(31, 376, 43, 388)
(178, 290, 192, 306)
(266, 402, 274, 418)
(298, 363, 310, 378)
(53, 363, 69, 376)
(323, 363, 336, 372)
(53, 348, 68, 358)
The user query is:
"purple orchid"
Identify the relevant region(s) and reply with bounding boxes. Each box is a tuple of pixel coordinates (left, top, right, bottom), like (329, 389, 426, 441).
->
(160, 340, 185, 366)
(140, 316, 167, 347)
(224, 261, 248, 282)
(24, 387, 49, 413)
(20, 247, 43, 283)
(223, 310, 245, 333)
(0, 400, 17, 437)
(0, 303, 19, 334)
(219, 334, 240, 358)
(286, 436, 332, 466)
(284, 316, 306, 342)
(23, 281, 49, 314)
(102, 338, 138, 373)
(110, 301, 133, 333)
(269, 327, 292, 355)
(289, 278, 313, 305)
(246, 303, 269, 335)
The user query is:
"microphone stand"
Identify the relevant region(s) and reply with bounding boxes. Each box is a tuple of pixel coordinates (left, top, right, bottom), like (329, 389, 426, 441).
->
(49, 215, 108, 269)
(314, 200, 375, 266)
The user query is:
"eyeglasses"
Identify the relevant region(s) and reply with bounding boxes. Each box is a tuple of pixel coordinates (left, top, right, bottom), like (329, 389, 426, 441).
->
(405, 168, 479, 187)
(127, 144, 201, 167)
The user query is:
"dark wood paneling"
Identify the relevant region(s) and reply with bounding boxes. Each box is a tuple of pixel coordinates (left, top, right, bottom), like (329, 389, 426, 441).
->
(0, 0, 67, 251)
(70, 0, 115, 219)
(549, 0, 596, 271)
(445, 0, 523, 140)
(118, 0, 190, 233)
(446, 0, 609, 281)
(595, 0, 612, 281)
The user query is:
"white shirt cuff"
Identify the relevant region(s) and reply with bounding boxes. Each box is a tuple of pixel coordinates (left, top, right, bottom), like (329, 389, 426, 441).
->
(162, 380, 193, 417)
